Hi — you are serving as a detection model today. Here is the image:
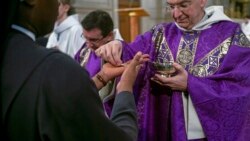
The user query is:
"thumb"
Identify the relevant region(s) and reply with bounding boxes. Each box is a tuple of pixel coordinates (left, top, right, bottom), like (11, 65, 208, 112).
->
(173, 62, 184, 73)
(130, 51, 143, 67)
(135, 64, 143, 72)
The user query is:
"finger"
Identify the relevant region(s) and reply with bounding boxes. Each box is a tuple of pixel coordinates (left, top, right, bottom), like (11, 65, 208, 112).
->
(135, 64, 143, 72)
(120, 60, 131, 67)
(112, 44, 123, 65)
(139, 54, 150, 63)
(150, 78, 165, 86)
(130, 52, 143, 66)
(123, 52, 142, 77)
(121, 53, 149, 67)
(173, 62, 183, 72)
(106, 40, 122, 65)
(154, 73, 174, 84)
(104, 46, 117, 65)
(97, 47, 107, 60)
(95, 47, 102, 57)
(151, 76, 175, 88)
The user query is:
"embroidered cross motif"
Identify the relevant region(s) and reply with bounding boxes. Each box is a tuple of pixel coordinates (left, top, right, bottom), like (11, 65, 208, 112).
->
(208, 56, 219, 68)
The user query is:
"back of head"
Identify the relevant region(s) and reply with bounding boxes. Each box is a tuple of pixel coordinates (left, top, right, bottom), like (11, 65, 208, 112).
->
(1, 0, 59, 78)
(15, 0, 59, 37)
(82, 10, 114, 37)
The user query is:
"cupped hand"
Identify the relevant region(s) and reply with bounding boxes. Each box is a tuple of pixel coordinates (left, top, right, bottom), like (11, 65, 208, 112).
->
(151, 62, 188, 91)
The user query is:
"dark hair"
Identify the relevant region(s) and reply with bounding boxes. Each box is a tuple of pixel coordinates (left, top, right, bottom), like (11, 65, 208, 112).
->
(82, 10, 114, 37)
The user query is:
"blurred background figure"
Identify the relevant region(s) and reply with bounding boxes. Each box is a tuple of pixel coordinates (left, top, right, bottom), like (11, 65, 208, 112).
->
(241, 15, 250, 40)
(46, 0, 84, 58)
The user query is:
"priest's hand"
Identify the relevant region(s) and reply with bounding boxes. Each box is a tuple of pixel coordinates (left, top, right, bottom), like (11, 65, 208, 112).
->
(93, 52, 149, 90)
(151, 63, 188, 91)
(95, 40, 123, 66)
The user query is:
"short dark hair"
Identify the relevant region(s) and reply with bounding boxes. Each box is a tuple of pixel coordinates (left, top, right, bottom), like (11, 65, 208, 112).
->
(82, 10, 114, 37)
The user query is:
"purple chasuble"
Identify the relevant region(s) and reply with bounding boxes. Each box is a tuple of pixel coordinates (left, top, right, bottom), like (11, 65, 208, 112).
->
(104, 21, 250, 141)
(85, 52, 101, 77)
(74, 44, 101, 77)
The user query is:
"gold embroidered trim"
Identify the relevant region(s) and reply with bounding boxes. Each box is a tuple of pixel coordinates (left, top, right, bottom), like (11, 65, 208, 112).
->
(190, 37, 232, 77)
(176, 31, 199, 72)
(152, 25, 174, 63)
(79, 47, 91, 67)
(232, 27, 250, 48)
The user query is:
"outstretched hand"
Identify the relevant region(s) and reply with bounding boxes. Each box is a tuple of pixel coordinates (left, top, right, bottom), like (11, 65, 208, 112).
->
(117, 52, 150, 94)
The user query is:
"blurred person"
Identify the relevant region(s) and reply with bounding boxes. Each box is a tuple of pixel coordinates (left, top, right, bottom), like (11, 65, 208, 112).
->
(46, 0, 84, 58)
(241, 15, 250, 40)
(95, 1, 250, 141)
(74, 10, 124, 101)
(0, 0, 150, 141)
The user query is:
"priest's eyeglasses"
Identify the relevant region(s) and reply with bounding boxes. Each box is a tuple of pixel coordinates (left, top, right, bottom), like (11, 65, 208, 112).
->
(81, 34, 105, 44)
(166, 1, 192, 12)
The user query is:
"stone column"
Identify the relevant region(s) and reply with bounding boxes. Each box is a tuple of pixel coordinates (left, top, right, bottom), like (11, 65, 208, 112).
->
(140, 0, 169, 33)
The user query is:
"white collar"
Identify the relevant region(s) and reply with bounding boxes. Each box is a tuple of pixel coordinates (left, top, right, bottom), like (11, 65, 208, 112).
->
(11, 24, 36, 41)
(176, 6, 232, 31)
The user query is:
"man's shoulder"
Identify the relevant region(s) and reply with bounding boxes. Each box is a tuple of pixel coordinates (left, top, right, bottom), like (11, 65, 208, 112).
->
(213, 20, 239, 29)
(150, 22, 176, 33)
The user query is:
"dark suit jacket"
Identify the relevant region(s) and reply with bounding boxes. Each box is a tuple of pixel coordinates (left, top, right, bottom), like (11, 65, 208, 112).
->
(1, 30, 138, 141)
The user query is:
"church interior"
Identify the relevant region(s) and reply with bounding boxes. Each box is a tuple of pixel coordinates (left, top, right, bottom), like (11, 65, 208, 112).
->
(74, 0, 250, 42)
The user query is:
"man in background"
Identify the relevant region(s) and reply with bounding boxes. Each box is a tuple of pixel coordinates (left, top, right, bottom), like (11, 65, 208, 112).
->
(75, 10, 124, 101)
(46, 0, 84, 58)
(241, 15, 250, 40)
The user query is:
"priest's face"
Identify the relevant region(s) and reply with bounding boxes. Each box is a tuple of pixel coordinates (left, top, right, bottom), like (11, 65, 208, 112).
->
(166, 0, 207, 30)
(83, 28, 113, 50)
